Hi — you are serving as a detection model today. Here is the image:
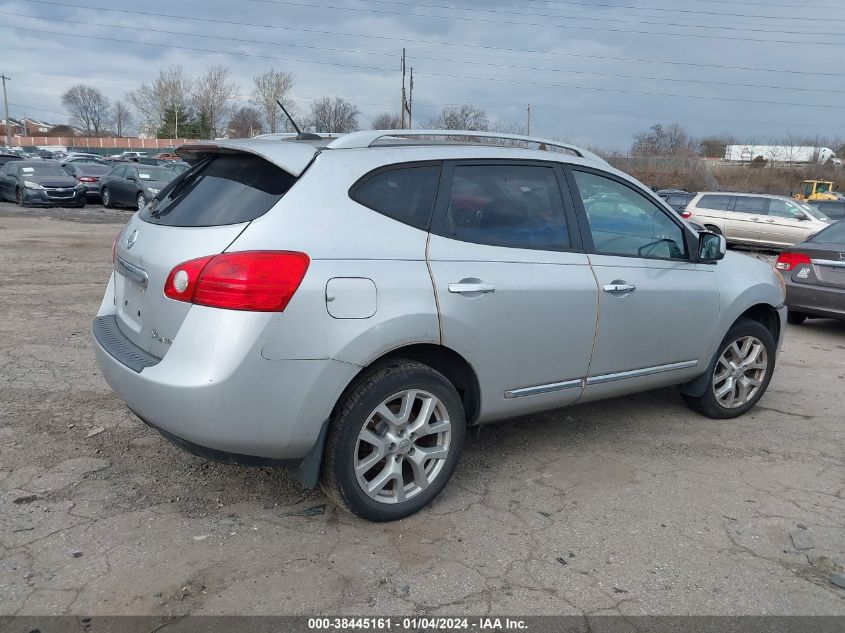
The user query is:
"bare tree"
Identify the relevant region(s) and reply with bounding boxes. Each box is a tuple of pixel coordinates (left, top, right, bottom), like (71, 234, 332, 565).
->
(309, 96, 360, 133)
(631, 123, 693, 156)
(111, 101, 133, 137)
(371, 112, 402, 130)
(228, 106, 264, 138)
(251, 69, 296, 133)
(61, 85, 110, 137)
(192, 65, 239, 138)
(128, 66, 192, 137)
(426, 104, 489, 131)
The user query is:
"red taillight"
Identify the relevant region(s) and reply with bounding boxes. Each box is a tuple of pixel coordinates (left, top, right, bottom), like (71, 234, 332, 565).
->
(681, 211, 692, 218)
(77, 176, 97, 182)
(164, 251, 310, 312)
(775, 252, 811, 271)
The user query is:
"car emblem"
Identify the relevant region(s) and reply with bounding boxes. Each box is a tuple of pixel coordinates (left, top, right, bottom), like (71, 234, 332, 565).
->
(126, 229, 138, 249)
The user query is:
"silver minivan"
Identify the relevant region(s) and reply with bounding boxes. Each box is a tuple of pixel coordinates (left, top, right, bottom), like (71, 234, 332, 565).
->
(93, 131, 787, 521)
(686, 192, 830, 248)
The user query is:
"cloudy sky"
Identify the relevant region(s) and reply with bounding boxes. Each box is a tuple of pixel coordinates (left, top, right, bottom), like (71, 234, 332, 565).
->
(1, 0, 843, 150)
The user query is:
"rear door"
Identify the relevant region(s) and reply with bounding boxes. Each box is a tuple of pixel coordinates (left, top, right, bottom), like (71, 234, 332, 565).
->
(566, 167, 719, 400)
(112, 152, 300, 357)
(689, 194, 729, 229)
(427, 160, 598, 419)
(725, 196, 765, 243)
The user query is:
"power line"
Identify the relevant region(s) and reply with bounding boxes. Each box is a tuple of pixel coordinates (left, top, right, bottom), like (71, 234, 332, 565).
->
(6, 11, 844, 96)
(382, 0, 845, 22)
(26, 0, 845, 46)
(12, 3, 845, 78)
(4, 24, 844, 113)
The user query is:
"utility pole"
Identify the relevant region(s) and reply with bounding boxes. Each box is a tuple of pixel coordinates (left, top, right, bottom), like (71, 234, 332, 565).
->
(526, 104, 531, 136)
(400, 50, 413, 129)
(1, 74, 11, 147)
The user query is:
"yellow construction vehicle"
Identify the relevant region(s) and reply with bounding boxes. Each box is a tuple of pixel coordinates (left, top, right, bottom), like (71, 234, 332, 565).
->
(793, 180, 839, 201)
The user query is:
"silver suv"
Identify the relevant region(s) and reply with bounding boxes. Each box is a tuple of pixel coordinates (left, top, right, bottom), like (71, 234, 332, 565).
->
(93, 130, 787, 521)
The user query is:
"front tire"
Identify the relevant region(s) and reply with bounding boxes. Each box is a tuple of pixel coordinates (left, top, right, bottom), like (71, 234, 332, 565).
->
(101, 188, 113, 208)
(137, 192, 146, 210)
(787, 311, 806, 325)
(682, 317, 776, 419)
(321, 360, 466, 522)
(15, 188, 25, 207)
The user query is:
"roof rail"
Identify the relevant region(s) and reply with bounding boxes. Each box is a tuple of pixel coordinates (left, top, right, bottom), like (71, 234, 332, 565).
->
(326, 129, 608, 165)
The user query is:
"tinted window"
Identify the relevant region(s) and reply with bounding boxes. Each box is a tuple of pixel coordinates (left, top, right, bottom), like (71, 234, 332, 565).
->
(697, 195, 731, 211)
(816, 202, 845, 219)
(141, 153, 296, 227)
(350, 164, 440, 230)
(442, 164, 569, 250)
(572, 170, 687, 260)
(733, 196, 766, 214)
(809, 221, 845, 244)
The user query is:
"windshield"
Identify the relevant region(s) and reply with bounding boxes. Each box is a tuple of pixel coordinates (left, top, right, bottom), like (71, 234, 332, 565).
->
(136, 166, 175, 182)
(801, 203, 830, 221)
(19, 164, 67, 177)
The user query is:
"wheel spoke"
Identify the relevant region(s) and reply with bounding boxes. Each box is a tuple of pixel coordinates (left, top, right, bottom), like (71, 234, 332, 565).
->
(715, 379, 734, 399)
(410, 394, 435, 432)
(735, 379, 749, 405)
(375, 403, 402, 428)
(397, 390, 416, 424)
(359, 428, 387, 451)
(367, 461, 400, 496)
(406, 454, 431, 491)
(414, 445, 448, 462)
(355, 449, 384, 476)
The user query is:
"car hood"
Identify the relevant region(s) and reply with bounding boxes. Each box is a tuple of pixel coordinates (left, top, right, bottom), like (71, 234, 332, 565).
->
(21, 174, 78, 187)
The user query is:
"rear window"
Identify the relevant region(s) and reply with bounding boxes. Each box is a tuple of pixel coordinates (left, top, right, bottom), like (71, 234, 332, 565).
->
(350, 163, 440, 230)
(697, 195, 730, 211)
(809, 221, 845, 244)
(141, 153, 296, 227)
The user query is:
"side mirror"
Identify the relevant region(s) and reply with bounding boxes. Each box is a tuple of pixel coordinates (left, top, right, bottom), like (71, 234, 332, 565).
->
(795, 213, 809, 221)
(698, 231, 726, 263)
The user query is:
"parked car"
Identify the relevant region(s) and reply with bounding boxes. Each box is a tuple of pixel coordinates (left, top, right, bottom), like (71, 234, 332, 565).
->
(153, 152, 180, 161)
(808, 199, 845, 221)
(776, 220, 845, 325)
(99, 163, 177, 209)
(34, 149, 54, 160)
(93, 130, 787, 521)
(164, 161, 191, 176)
(0, 153, 23, 167)
(108, 151, 148, 162)
(63, 162, 112, 201)
(0, 160, 86, 207)
(686, 192, 831, 248)
(656, 189, 697, 216)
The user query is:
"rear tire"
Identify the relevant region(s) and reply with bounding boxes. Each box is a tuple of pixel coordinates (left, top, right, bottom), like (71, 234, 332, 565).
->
(704, 224, 722, 235)
(787, 311, 806, 325)
(321, 360, 466, 522)
(101, 188, 113, 208)
(137, 192, 146, 210)
(681, 317, 776, 419)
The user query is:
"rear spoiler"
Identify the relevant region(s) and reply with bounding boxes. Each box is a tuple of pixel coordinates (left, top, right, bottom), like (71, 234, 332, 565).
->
(176, 139, 319, 177)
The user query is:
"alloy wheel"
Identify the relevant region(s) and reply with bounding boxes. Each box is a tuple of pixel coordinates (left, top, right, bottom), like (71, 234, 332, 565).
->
(354, 389, 452, 504)
(137, 193, 146, 209)
(712, 336, 769, 409)
(102, 189, 110, 206)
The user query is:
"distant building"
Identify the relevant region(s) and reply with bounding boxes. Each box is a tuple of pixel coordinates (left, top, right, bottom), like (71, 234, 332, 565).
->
(0, 117, 25, 138)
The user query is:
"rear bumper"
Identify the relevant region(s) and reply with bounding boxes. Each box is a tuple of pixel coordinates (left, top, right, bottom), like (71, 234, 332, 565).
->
(785, 282, 845, 320)
(92, 311, 361, 462)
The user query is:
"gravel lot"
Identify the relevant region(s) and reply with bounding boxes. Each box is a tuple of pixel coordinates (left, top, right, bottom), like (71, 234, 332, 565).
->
(1, 203, 843, 616)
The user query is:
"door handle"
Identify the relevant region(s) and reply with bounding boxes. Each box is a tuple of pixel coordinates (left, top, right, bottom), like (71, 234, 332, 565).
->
(448, 282, 495, 294)
(764, 219, 776, 223)
(603, 283, 636, 294)
(750, 217, 760, 222)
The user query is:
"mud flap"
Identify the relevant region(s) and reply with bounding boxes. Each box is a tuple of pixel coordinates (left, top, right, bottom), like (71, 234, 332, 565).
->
(289, 419, 330, 489)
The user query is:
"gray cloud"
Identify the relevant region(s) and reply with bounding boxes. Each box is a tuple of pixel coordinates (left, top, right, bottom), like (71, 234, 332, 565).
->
(1, 0, 843, 149)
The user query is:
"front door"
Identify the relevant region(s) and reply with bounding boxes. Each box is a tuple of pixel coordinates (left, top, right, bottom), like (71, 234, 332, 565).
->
(566, 168, 720, 401)
(763, 198, 817, 247)
(427, 161, 598, 421)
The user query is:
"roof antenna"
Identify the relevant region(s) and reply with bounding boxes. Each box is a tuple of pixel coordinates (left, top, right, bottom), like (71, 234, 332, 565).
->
(276, 99, 321, 141)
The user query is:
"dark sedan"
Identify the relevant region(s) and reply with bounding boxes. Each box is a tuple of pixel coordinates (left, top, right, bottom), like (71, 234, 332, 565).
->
(776, 220, 845, 324)
(0, 160, 86, 207)
(63, 162, 112, 201)
(0, 153, 23, 168)
(656, 189, 697, 216)
(99, 163, 176, 209)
